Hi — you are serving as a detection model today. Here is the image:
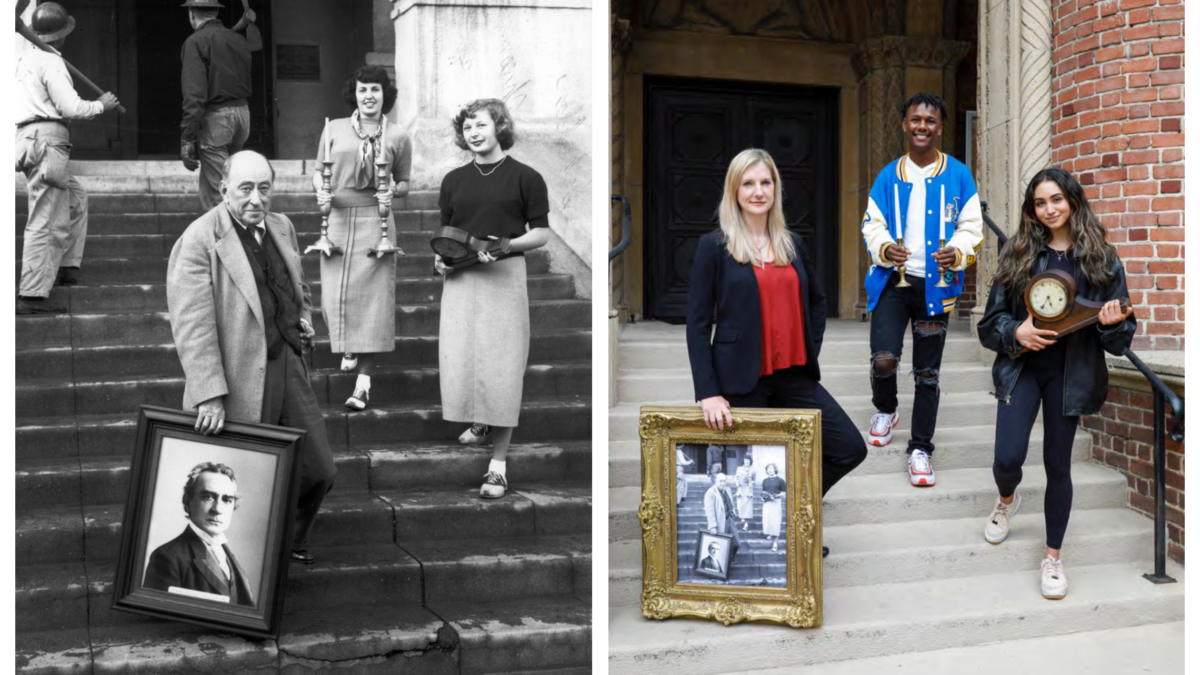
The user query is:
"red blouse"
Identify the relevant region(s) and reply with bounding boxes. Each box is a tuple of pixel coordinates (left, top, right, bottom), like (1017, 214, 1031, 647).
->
(753, 262, 807, 376)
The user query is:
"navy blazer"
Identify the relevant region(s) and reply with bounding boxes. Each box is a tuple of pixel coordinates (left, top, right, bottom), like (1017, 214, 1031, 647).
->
(687, 230, 828, 400)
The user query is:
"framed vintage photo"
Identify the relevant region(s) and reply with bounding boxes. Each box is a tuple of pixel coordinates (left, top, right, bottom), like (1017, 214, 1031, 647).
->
(111, 406, 306, 640)
(639, 406, 822, 628)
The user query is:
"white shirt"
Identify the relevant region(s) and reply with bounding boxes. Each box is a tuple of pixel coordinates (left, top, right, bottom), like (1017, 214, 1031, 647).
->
(16, 49, 104, 124)
(901, 155, 939, 277)
(188, 521, 232, 581)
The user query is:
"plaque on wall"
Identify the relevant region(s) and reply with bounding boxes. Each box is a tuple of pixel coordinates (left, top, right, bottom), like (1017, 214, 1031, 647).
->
(276, 45, 320, 81)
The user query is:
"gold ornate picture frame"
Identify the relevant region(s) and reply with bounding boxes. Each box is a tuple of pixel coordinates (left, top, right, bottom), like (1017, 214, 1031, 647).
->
(638, 406, 823, 628)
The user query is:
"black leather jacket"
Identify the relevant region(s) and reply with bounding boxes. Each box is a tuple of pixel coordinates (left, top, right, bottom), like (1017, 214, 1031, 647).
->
(977, 245, 1136, 415)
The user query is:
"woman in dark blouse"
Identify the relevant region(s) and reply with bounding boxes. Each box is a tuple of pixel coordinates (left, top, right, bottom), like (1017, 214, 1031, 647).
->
(435, 98, 550, 499)
(687, 148, 867, 556)
(761, 462, 786, 552)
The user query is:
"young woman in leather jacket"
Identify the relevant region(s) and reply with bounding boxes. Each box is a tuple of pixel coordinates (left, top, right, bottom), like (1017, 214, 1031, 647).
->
(977, 168, 1136, 600)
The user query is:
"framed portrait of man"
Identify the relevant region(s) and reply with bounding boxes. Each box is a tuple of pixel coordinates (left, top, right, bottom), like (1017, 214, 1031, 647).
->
(638, 406, 822, 628)
(111, 406, 305, 639)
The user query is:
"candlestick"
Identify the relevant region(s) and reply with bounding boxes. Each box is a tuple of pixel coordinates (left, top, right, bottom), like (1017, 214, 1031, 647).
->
(935, 185, 950, 287)
(894, 183, 911, 288)
(367, 154, 404, 258)
(304, 161, 342, 257)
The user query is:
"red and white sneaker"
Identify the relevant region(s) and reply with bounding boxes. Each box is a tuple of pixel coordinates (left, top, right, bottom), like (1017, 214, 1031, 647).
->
(908, 449, 936, 487)
(869, 411, 899, 446)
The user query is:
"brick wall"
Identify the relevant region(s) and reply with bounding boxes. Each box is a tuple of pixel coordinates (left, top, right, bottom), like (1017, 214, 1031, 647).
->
(1051, 0, 1185, 563)
(1050, 0, 1184, 351)
(1081, 381, 1184, 563)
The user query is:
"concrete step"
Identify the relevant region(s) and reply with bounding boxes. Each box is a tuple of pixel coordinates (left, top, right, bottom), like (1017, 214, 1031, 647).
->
(16, 297, 587, 348)
(607, 427, 1092, 488)
(17, 482, 591, 567)
(607, 561, 1184, 674)
(618, 363, 993, 402)
(19, 159, 312, 177)
(15, 248, 552, 285)
(739, 622, 1184, 675)
(16, 328, 591, 381)
(608, 462, 1127, 542)
(16, 189, 441, 215)
(16, 359, 590, 417)
(608, 392, 1006, 441)
(17, 595, 589, 674)
(19, 209, 440, 238)
(17, 397, 590, 460)
(607, 508, 1157, 606)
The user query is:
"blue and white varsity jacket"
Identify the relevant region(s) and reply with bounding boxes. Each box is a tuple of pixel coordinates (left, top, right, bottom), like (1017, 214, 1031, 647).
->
(861, 150, 984, 316)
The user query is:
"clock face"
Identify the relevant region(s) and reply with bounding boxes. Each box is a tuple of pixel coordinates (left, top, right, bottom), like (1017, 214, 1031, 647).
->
(1029, 278, 1069, 320)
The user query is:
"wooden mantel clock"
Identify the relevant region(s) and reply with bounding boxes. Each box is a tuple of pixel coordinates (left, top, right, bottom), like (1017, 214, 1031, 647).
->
(1010, 269, 1131, 359)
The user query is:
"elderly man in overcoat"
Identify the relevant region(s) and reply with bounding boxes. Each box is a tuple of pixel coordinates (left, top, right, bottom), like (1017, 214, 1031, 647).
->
(166, 150, 335, 565)
(703, 472, 740, 561)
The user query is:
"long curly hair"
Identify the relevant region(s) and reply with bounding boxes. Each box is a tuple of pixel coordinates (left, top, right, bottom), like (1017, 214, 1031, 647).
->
(452, 98, 517, 151)
(342, 65, 397, 115)
(994, 167, 1116, 293)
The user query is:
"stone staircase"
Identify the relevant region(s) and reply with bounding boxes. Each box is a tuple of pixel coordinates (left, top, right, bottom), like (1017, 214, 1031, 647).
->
(15, 161, 592, 674)
(607, 320, 1183, 673)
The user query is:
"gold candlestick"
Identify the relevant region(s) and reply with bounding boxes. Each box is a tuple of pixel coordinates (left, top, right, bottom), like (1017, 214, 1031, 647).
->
(935, 237, 951, 287)
(895, 237, 911, 288)
(305, 161, 342, 257)
(367, 158, 404, 258)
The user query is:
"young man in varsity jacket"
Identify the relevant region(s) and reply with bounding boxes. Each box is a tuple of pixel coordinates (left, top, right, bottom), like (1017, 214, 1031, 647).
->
(860, 92, 984, 487)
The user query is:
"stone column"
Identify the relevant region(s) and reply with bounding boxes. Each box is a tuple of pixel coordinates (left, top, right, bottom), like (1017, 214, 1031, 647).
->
(973, 0, 1052, 338)
(391, 0, 593, 294)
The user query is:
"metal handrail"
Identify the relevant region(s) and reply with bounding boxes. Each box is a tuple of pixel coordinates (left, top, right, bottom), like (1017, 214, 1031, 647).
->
(610, 194, 632, 262)
(980, 201, 1008, 248)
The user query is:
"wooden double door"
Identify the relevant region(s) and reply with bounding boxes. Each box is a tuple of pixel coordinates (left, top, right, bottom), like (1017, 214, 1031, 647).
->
(643, 78, 839, 322)
(55, 0, 274, 159)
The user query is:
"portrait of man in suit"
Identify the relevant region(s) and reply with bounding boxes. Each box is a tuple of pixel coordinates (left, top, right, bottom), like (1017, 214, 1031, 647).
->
(699, 542, 723, 573)
(143, 462, 255, 606)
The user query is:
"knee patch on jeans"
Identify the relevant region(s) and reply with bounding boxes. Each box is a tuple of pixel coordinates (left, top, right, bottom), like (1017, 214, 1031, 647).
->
(870, 351, 899, 379)
(913, 367, 940, 387)
(914, 320, 947, 338)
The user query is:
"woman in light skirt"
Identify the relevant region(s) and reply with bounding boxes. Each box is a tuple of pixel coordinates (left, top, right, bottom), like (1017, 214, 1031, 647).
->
(313, 65, 410, 410)
(761, 463, 785, 552)
(676, 447, 695, 504)
(434, 99, 550, 499)
(735, 454, 756, 530)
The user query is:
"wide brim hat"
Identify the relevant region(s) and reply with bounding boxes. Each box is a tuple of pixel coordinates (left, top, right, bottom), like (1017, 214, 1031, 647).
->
(180, 0, 225, 7)
(31, 3, 76, 42)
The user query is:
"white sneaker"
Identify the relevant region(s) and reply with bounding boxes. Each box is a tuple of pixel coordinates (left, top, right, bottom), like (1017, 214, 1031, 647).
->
(480, 470, 507, 499)
(459, 423, 490, 445)
(340, 353, 358, 371)
(869, 411, 899, 446)
(984, 491, 1022, 544)
(908, 449, 936, 487)
(1040, 556, 1068, 599)
(345, 387, 369, 411)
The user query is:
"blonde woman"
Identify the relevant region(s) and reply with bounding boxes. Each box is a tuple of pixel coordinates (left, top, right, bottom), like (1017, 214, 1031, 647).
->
(685, 148, 867, 557)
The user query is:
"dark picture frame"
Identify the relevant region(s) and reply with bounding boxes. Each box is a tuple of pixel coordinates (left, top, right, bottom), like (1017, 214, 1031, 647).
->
(111, 406, 306, 640)
(692, 531, 733, 581)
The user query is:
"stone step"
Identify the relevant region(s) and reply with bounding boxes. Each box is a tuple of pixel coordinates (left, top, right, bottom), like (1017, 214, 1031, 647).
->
(619, 333, 983, 369)
(607, 428, 1092, 488)
(20, 159, 312, 177)
(16, 359, 590, 418)
(608, 462, 1127, 542)
(21, 210, 440, 237)
(25, 273, 575, 319)
(17, 535, 588, 634)
(15, 249, 552, 285)
(17, 397, 591, 460)
(16, 189, 441, 215)
(18, 229, 487, 260)
(16, 328, 591, 381)
(608, 392, 1007, 442)
(17, 595, 589, 674)
(17, 173, 317, 194)
(607, 561, 1184, 674)
(15, 441, 590, 514)
(607, 508, 1157, 606)
(17, 483, 591, 567)
(617, 363, 993, 402)
(743, 622, 1184, 675)
(16, 297, 587, 348)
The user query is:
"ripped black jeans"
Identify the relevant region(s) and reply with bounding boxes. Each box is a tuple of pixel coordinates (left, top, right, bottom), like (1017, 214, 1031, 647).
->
(869, 274, 948, 454)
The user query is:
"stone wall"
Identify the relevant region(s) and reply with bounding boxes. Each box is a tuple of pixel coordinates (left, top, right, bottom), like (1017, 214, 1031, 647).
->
(1050, 0, 1184, 351)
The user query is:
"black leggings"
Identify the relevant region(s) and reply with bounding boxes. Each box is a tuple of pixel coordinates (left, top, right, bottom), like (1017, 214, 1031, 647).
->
(992, 352, 1079, 550)
(725, 367, 868, 497)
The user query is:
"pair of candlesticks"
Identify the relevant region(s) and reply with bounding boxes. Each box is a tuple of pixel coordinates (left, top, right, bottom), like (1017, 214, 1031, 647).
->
(893, 236, 951, 289)
(304, 159, 404, 258)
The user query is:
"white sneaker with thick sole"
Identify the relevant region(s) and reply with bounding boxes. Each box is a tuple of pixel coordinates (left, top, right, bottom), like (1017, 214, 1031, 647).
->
(1041, 556, 1068, 599)
(868, 411, 899, 446)
(984, 491, 1022, 544)
(908, 449, 936, 487)
(459, 423, 491, 445)
(480, 470, 507, 499)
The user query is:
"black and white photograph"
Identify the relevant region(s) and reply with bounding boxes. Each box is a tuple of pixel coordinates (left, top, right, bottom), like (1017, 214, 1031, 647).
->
(14, 0, 594, 670)
(676, 444, 787, 588)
